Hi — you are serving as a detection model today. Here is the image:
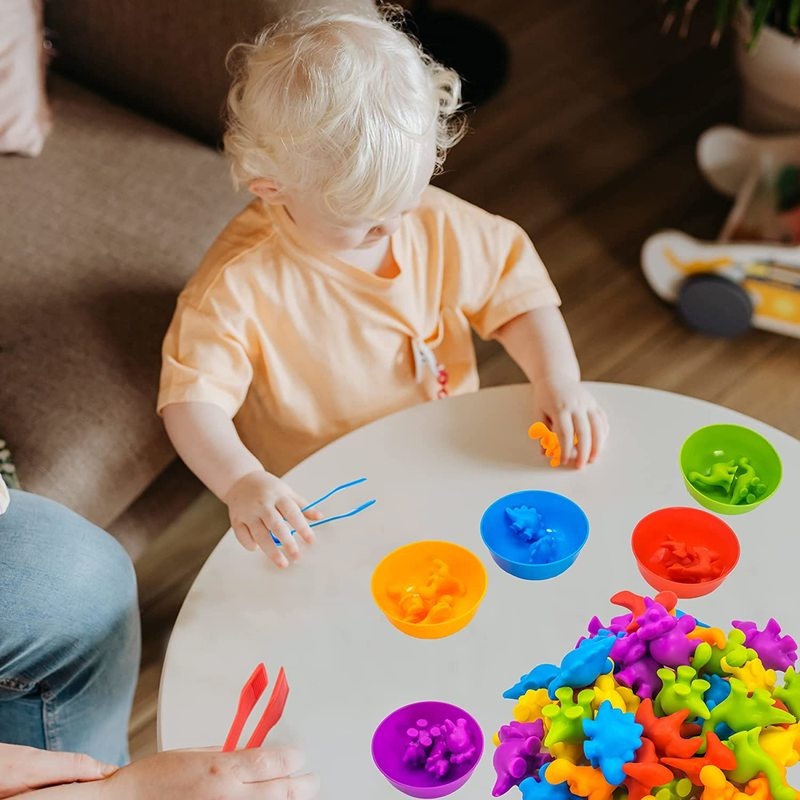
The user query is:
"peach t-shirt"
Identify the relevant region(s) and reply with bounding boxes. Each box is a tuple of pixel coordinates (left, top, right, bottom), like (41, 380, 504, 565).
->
(158, 186, 560, 475)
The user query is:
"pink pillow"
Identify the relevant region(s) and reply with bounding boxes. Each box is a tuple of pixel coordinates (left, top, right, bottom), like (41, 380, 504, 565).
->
(0, 0, 51, 156)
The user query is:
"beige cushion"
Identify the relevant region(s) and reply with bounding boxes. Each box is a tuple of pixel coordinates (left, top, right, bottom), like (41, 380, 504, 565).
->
(0, 75, 247, 526)
(0, 0, 51, 155)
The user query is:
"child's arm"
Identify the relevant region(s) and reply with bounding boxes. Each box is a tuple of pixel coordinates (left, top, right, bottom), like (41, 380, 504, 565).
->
(162, 402, 320, 567)
(493, 306, 609, 468)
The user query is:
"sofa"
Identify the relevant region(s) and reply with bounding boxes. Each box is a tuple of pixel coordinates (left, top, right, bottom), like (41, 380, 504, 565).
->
(0, 0, 373, 559)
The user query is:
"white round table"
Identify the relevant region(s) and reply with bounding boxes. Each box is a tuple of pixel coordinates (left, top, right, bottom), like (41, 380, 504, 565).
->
(158, 383, 800, 799)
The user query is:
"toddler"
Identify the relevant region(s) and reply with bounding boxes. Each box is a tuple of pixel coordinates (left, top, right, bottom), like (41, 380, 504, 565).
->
(159, 9, 609, 568)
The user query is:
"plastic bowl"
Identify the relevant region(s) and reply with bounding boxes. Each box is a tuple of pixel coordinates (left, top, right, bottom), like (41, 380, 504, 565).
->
(632, 507, 740, 598)
(371, 541, 488, 639)
(371, 701, 484, 798)
(680, 424, 782, 515)
(479, 491, 589, 580)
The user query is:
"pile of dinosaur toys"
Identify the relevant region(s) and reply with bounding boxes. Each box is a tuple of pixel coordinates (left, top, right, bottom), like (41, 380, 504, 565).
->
(492, 590, 800, 800)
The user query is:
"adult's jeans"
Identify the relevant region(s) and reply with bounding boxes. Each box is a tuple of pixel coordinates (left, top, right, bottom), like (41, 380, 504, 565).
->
(0, 491, 140, 764)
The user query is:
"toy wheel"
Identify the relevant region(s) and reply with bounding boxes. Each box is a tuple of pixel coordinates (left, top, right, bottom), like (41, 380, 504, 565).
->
(676, 273, 753, 337)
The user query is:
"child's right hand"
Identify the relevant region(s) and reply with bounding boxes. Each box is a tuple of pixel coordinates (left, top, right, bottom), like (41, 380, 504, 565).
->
(224, 470, 323, 568)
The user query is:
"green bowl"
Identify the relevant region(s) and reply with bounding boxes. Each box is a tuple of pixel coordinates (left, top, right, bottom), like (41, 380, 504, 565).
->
(680, 424, 782, 515)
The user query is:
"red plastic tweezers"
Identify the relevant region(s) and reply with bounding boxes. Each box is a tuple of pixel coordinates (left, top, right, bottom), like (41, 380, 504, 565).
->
(222, 663, 290, 752)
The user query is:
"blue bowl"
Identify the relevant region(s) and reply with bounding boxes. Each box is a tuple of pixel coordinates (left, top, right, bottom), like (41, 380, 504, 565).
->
(479, 491, 589, 580)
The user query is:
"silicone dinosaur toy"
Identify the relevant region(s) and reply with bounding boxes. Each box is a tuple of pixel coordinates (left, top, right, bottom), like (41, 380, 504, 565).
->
(692, 629, 755, 677)
(775, 667, 800, 717)
(725, 728, 799, 800)
(493, 719, 549, 797)
(545, 759, 616, 800)
(622, 737, 675, 800)
(635, 698, 703, 759)
(583, 701, 643, 784)
(732, 619, 798, 672)
(662, 732, 737, 785)
(388, 558, 465, 624)
(591, 673, 641, 714)
(542, 688, 595, 747)
(528, 422, 576, 468)
(515, 688, 553, 723)
(521, 764, 580, 800)
(655, 666, 711, 721)
(703, 678, 795, 736)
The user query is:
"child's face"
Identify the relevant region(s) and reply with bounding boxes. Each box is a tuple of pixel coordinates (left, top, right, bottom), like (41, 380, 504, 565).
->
(252, 144, 436, 256)
(282, 189, 423, 254)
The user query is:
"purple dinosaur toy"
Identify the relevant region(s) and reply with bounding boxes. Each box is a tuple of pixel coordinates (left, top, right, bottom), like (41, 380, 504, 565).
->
(403, 717, 479, 781)
(493, 720, 549, 797)
(587, 612, 633, 639)
(425, 732, 451, 779)
(403, 720, 436, 769)
(733, 619, 798, 672)
(611, 628, 647, 667)
(636, 598, 699, 668)
(443, 718, 478, 765)
(615, 654, 663, 699)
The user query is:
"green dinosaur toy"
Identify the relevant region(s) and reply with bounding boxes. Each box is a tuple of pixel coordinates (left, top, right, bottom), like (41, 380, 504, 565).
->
(726, 728, 798, 800)
(703, 678, 795, 736)
(693, 629, 755, 677)
(655, 666, 711, 721)
(543, 687, 595, 747)
(775, 667, 800, 718)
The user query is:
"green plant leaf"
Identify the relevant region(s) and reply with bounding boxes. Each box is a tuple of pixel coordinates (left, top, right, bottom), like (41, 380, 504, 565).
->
(715, 0, 732, 31)
(789, 0, 800, 31)
(750, 0, 774, 45)
(710, 0, 734, 44)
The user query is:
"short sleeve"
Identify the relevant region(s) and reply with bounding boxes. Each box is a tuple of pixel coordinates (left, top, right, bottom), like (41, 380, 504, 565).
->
(157, 294, 254, 418)
(460, 216, 561, 340)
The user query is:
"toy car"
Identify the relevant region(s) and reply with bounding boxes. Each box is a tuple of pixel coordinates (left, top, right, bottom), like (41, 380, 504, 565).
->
(642, 126, 800, 339)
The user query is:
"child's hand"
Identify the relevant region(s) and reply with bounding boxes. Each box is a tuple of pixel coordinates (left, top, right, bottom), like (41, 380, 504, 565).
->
(531, 374, 609, 468)
(224, 470, 323, 568)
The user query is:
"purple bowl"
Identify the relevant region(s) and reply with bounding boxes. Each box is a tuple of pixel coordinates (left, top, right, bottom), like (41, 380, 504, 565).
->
(371, 701, 484, 798)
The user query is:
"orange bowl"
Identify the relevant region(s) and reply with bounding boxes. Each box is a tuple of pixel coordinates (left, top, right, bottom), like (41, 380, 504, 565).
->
(631, 507, 740, 599)
(371, 541, 488, 639)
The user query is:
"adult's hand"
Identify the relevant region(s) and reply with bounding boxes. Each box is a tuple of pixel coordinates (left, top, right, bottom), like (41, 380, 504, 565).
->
(95, 746, 318, 800)
(0, 744, 117, 798)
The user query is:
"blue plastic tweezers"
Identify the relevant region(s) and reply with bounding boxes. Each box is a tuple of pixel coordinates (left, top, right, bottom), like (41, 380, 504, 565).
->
(270, 477, 376, 546)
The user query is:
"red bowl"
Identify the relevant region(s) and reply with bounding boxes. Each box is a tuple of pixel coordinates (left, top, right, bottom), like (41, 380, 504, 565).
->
(631, 507, 740, 598)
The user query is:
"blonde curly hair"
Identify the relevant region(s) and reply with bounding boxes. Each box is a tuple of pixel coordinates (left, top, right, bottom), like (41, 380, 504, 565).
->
(224, 7, 465, 222)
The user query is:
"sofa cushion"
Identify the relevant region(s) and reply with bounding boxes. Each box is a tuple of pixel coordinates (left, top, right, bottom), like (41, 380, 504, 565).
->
(46, 0, 376, 145)
(0, 0, 51, 155)
(0, 75, 247, 527)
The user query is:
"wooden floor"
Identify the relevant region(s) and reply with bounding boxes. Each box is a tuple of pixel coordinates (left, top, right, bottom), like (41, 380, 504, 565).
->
(130, 0, 800, 758)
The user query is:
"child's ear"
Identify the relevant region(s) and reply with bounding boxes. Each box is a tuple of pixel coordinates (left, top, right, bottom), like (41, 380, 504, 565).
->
(249, 178, 283, 203)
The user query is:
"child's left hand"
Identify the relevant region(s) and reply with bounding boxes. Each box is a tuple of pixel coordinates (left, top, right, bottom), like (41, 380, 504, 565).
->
(531, 374, 609, 468)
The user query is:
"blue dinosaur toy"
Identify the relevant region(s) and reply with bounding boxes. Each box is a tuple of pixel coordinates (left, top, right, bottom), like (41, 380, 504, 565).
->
(548, 630, 620, 698)
(504, 664, 560, 700)
(705, 673, 732, 711)
(505, 632, 620, 700)
(582, 700, 643, 785)
(520, 764, 578, 800)
(506, 506, 548, 542)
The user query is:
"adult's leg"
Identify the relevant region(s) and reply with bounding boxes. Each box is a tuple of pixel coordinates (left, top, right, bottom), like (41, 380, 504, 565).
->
(0, 491, 141, 764)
